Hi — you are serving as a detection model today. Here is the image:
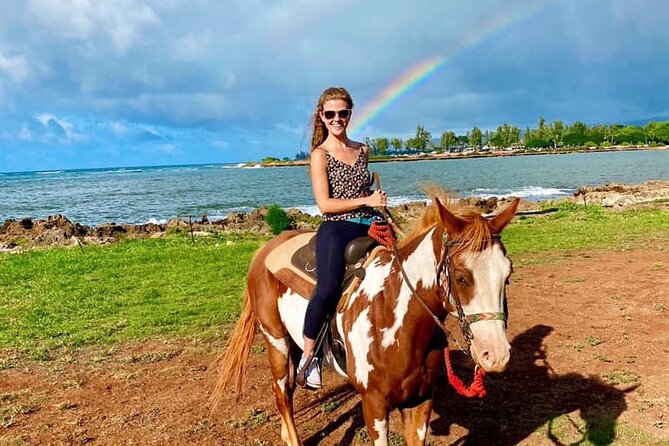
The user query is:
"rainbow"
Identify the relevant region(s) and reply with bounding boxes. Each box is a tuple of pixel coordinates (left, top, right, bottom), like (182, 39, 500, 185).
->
(349, 1, 554, 136)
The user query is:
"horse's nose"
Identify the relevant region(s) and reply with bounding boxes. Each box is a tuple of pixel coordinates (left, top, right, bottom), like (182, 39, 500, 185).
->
(477, 346, 510, 373)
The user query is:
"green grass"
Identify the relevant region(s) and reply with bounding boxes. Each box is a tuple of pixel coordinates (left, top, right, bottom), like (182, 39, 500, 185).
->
(543, 414, 668, 446)
(503, 203, 669, 255)
(0, 204, 667, 358)
(0, 233, 264, 357)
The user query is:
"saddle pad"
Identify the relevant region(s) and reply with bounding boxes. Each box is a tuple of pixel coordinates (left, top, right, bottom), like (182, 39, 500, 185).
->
(265, 232, 317, 299)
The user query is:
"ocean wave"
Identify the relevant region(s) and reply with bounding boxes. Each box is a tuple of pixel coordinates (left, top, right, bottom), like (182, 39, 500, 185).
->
(291, 195, 429, 216)
(145, 218, 169, 225)
(292, 204, 321, 216)
(37, 170, 64, 175)
(470, 186, 574, 200)
(220, 163, 264, 169)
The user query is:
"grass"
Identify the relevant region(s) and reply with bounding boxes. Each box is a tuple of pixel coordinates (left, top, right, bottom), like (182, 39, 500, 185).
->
(603, 370, 642, 386)
(543, 413, 668, 446)
(503, 202, 669, 255)
(230, 408, 270, 430)
(0, 233, 265, 357)
(0, 204, 667, 359)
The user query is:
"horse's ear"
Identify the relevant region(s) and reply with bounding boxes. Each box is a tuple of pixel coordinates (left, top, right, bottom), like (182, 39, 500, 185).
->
(435, 197, 465, 234)
(490, 198, 520, 234)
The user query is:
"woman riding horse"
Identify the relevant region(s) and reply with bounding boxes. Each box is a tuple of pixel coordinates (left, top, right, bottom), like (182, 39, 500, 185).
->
(300, 87, 387, 389)
(211, 88, 520, 446)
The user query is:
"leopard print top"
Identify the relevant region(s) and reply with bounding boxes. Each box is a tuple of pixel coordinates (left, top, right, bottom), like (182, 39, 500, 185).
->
(322, 149, 377, 222)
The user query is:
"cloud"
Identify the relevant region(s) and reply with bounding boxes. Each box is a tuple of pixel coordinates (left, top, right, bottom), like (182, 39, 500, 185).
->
(26, 0, 161, 54)
(34, 113, 81, 142)
(108, 121, 129, 136)
(0, 51, 30, 82)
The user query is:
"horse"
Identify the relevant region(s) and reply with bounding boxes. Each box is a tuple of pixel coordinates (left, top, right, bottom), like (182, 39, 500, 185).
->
(212, 189, 520, 446)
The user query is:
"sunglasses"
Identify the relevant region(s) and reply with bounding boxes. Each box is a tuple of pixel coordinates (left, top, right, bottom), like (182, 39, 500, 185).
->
(322, 109, 351, 120)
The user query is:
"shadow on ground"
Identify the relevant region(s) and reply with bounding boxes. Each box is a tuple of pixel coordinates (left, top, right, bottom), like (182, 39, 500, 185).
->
(431, 324, 636, 445)
(300, 324, 635, 445)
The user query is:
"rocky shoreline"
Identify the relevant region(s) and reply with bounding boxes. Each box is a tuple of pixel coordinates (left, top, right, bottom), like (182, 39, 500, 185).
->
(1, 180, 667, 252)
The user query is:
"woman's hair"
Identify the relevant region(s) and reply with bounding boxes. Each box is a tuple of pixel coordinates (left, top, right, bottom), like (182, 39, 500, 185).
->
(310, 87, 353, 152)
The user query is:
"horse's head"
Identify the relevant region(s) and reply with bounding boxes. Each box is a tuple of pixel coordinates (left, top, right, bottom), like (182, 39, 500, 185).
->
(435, 197, 520, 373)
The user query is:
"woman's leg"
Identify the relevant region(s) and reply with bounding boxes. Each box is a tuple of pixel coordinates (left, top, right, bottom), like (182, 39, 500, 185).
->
(303, 221, 369, 356)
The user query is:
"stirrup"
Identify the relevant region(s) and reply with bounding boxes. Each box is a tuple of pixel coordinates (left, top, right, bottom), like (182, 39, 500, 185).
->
(297, 356, 322, 389)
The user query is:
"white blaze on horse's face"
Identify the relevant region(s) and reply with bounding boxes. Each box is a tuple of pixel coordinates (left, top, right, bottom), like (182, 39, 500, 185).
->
(461, 243, 511, 372)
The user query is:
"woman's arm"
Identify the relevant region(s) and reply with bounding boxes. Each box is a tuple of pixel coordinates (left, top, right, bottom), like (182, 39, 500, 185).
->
(310, 148, 386, 214)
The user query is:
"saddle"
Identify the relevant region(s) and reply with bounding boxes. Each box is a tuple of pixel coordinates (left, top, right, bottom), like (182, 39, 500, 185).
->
(265, 231, 383, 303)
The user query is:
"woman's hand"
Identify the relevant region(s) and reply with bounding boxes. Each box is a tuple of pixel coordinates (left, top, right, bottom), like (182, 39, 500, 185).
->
(367, 189, 388, 208)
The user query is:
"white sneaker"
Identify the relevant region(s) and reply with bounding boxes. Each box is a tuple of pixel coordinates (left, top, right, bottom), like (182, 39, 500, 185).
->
(298, 356, 322, 389)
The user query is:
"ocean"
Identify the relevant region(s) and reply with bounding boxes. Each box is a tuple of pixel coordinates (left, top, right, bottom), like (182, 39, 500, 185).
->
(1, 150, 667, 226)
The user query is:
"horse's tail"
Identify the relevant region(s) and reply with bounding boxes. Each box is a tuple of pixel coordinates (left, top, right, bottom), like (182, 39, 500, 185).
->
(210, 286, 258, 407)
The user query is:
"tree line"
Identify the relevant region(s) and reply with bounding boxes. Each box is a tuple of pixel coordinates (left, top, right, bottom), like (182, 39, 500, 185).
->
(294, 118, 669, 159)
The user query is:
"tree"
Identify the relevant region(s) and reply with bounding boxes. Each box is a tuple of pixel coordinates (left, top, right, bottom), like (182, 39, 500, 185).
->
(587, 125, 608, 145)
(490, 123, 520, 148)
(548, 120, 564, 149)
(390, 137, 403, 152)
(374, 138, 389, 155)
(612, 126, 645, 145)
(469, 126, 482, 149)
(405, 125, 432, 152)
(294, 150, 309, 160)
(645, 121, 669, 143)
(363, 137, 378, 155)
(537, 116, 547, 139)
(562, 121, 588, 147)
(456, 134, 469, 150)
(439, 131, 457, 152)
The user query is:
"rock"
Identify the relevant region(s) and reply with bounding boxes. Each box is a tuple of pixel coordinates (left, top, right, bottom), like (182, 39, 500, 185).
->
(2, 180, 666, 250)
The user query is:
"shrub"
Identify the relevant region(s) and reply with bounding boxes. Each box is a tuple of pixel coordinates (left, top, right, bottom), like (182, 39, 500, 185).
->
(265, 205, 293, 235)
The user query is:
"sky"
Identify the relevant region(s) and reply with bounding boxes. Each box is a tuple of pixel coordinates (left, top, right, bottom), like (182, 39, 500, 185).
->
(1, 0, 668, 173)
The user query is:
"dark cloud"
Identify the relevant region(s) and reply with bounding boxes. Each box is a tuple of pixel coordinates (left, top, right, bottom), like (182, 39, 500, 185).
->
(0, 0, 668, 171)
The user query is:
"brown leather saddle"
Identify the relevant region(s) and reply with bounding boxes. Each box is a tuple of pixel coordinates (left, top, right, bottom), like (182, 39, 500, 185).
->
(292, 233, 377, 283)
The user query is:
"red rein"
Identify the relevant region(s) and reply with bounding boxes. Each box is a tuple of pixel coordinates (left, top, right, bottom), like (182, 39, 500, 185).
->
(443, 347, 487, 398)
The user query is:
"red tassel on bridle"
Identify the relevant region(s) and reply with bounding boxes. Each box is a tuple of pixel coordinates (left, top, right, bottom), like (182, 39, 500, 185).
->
(443, 347, 487, 398)
(368, 219, 395, 249)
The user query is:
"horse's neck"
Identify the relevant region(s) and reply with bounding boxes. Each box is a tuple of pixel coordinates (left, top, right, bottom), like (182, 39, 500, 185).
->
(397, 226, 442, 288)
(378, 227, 443, 347)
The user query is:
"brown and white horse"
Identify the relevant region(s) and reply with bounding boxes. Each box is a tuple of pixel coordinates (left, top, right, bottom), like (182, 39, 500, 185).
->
(212, 191, 520, 445)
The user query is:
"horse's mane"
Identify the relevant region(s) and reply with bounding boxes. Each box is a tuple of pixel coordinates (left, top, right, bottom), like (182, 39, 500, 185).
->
(398, 184, 495, 256)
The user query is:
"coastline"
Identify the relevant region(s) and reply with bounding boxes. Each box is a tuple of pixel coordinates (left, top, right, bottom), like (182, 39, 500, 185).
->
(259, 145, 669, 168)
(2, 180, 667, 252)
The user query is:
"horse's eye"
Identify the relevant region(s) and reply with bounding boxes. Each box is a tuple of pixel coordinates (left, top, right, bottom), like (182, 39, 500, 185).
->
(457, 276, 467, 285)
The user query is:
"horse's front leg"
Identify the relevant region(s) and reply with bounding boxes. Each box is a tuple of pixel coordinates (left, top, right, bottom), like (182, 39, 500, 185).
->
(262, 325, 302, 446)
(399, 397, 433, 446)
(361, 391, 390, 446)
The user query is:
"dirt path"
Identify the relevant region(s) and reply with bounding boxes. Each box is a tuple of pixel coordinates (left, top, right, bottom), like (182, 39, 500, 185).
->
(2, 240, 668, 445)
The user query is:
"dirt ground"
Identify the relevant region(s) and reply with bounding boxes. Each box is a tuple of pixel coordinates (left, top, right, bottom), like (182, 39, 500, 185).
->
(2, 239, 669, 445)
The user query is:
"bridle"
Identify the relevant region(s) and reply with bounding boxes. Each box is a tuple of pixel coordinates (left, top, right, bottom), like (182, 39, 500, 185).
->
(389, 230, 509, 351)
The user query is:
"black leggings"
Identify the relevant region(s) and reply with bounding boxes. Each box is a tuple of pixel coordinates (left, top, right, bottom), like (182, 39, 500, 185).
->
(303, 220, 370, 340)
